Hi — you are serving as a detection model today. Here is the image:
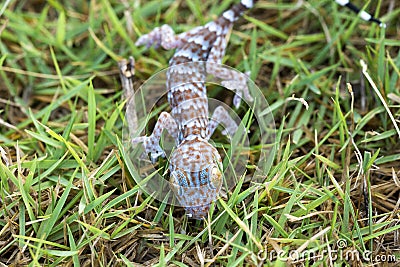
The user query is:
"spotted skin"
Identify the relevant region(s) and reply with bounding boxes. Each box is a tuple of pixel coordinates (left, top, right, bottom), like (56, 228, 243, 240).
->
(133, 0, 255, 219)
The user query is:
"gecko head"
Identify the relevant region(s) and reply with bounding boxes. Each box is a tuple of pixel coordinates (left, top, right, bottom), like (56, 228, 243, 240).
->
(169, 136, 223, 220)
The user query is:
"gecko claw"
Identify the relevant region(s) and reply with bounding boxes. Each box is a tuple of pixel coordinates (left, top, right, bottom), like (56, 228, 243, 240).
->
(221, 79, 253, 108)
(221, 124, 238, 138)
(150, 150, 165, 164)
(131, 136, 166, 163)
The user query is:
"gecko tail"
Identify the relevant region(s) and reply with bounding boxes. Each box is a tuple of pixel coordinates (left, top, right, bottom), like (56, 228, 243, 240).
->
(219, 0, 257, 24)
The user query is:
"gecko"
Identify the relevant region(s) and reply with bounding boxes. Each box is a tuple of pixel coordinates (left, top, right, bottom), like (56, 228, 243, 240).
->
(129, 0, 385, 220)
(132, 0, 255, 220)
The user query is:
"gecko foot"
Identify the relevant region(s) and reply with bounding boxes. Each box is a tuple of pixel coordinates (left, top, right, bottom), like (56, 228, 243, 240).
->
(221, 79, 254, 108)
(132, 136, 166, 164)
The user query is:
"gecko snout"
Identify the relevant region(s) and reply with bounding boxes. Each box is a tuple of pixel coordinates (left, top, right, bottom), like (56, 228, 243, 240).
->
(169, 138, 223, 219)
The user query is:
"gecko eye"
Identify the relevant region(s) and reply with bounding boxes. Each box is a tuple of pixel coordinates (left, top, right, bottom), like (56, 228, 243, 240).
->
(171, 170, 188, 186)
(171, 169, 188, 196)
(209, 165, 222, 189)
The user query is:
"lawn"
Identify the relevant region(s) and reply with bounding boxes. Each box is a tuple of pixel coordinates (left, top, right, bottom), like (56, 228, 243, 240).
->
(0, 0, 399, 266)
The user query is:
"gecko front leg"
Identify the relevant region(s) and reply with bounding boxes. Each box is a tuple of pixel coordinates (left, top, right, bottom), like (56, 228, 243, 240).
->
(132, 111, 179, 163)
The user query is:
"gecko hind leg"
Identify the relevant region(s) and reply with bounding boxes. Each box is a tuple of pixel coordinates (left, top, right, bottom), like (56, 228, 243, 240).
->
(136, 24, 182, 50)
(136, 24, 203, 50)
(206, 36, 253, 108)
